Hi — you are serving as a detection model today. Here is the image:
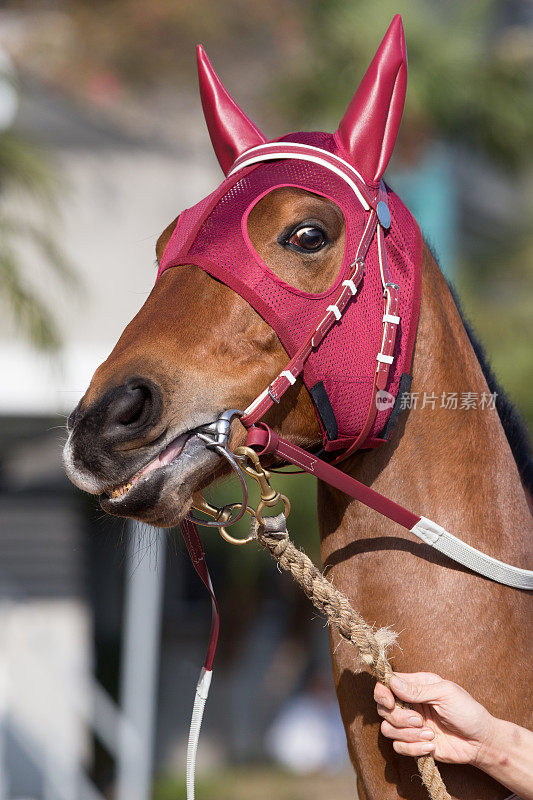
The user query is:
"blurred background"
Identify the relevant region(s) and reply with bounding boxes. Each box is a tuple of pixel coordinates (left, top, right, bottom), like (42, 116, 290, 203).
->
(0, 1, 531, 798)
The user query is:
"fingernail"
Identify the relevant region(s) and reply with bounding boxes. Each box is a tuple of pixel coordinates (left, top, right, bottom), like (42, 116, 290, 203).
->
(408, 715, 423, 727)
(419, 729, 434, 740)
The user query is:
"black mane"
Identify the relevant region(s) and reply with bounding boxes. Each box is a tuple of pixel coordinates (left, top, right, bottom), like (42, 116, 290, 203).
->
(447, 282, 533, 494)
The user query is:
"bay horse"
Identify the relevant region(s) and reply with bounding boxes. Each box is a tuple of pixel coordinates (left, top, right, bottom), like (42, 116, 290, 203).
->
(63, 16, 532, 800)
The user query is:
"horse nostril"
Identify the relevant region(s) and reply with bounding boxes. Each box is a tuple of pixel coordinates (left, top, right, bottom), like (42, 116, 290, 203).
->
(117, 387, 147, 425)
(66, 377, 163, 455)
(109, 382, 156, 430)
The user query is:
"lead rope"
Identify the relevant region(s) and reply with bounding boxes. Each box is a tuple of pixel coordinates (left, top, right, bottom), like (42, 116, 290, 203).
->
(254, 513, 451, 800)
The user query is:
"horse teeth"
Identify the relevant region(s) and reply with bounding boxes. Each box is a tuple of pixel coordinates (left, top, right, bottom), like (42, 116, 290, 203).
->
(109, 480, 136, 499)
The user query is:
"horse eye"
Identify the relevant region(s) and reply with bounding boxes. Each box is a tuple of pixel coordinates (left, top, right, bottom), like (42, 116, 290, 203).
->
(288, 226, 326, 252)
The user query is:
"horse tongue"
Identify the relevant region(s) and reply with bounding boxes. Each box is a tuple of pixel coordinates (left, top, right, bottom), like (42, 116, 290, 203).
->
(140, 433, 189, 479)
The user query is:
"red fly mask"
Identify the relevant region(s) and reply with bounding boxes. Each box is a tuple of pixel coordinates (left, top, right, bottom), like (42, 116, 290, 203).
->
(158, 16, 422, 456)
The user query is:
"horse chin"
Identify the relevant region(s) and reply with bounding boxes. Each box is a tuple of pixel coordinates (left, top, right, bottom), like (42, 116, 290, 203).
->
(99, 436, 222, 527)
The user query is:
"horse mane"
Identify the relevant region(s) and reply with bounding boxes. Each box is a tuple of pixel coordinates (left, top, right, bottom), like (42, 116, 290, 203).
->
(445, 280, 533, 494)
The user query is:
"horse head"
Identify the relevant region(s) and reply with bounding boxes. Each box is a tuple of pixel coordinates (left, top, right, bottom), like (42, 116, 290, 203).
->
(63, 16, 414, 528)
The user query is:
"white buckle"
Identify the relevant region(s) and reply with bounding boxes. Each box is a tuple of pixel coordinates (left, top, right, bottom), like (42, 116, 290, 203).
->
(376, 353, 394, 364)
(383, 313, 400, 324)
(342, 279, 357, 296)
(383, 282, 400, 298)
(326, 305, 342, 321)
(280, 370, 296, 385)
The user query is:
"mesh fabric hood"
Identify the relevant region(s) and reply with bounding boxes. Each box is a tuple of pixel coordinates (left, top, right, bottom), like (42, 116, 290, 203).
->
(157, 132, 422, 448)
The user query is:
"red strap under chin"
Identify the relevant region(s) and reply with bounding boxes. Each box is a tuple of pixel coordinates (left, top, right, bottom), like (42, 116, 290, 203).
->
(180, 518, 219, 670)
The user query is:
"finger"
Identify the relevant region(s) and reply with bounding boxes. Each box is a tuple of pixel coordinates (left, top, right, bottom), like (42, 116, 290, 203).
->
(392, 739, 436, 757)
(376, 703, 424, 728)
(390, 674, 447, 705)
(381, 719, 435, 743)
(374, 683, 395, 710)
(394, 671, 442, 684)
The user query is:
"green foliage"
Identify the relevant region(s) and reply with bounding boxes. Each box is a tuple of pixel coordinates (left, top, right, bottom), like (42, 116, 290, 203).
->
(0, 132, 77, 350)
(458, 234, 533, 431)
(273, 0, 533, 169)
(50, 0, 280, 90)
(0, 244, 59, 350)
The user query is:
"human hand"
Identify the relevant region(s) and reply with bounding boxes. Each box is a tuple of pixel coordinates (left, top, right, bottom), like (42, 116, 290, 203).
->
(374, 672, 495, 765)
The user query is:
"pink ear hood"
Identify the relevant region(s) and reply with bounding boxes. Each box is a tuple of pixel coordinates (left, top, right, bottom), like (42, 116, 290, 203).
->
(334, 14, 407, 185)
(197, 45, 267, 175)
(198, 15, 407, 184)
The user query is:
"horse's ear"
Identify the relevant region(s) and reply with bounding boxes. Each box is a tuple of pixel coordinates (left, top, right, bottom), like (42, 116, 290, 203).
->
(335, 15, 407, 186)
(197, 45, 267, 175)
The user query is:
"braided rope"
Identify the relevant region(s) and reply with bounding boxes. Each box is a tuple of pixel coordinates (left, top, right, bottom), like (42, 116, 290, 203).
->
(255, 516, 451, 800)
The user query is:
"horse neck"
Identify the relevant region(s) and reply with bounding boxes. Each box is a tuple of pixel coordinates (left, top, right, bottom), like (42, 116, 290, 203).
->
(319, 245, 531, 564)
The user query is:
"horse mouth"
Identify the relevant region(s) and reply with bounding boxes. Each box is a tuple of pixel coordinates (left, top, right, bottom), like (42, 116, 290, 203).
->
(97, 421, 225, 525)
(104, 431, 190, 501)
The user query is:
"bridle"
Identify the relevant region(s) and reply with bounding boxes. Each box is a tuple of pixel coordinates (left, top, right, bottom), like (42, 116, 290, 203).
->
(177, 144, 533, 800)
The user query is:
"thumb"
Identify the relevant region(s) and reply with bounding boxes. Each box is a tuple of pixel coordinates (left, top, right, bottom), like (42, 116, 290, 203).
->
(390, 674, 445, 705)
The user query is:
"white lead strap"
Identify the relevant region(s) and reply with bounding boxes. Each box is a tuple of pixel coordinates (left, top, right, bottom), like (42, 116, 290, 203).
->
(411, 517, 533, 591)
(186, 666, 213, 800)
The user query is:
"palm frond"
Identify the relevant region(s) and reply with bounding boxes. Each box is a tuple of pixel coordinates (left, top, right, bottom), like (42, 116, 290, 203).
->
(0, 246, 61, 351)
(0, 133, 59, 208)
(0, 133, 77, 350)
(0, 216, 80, 291)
